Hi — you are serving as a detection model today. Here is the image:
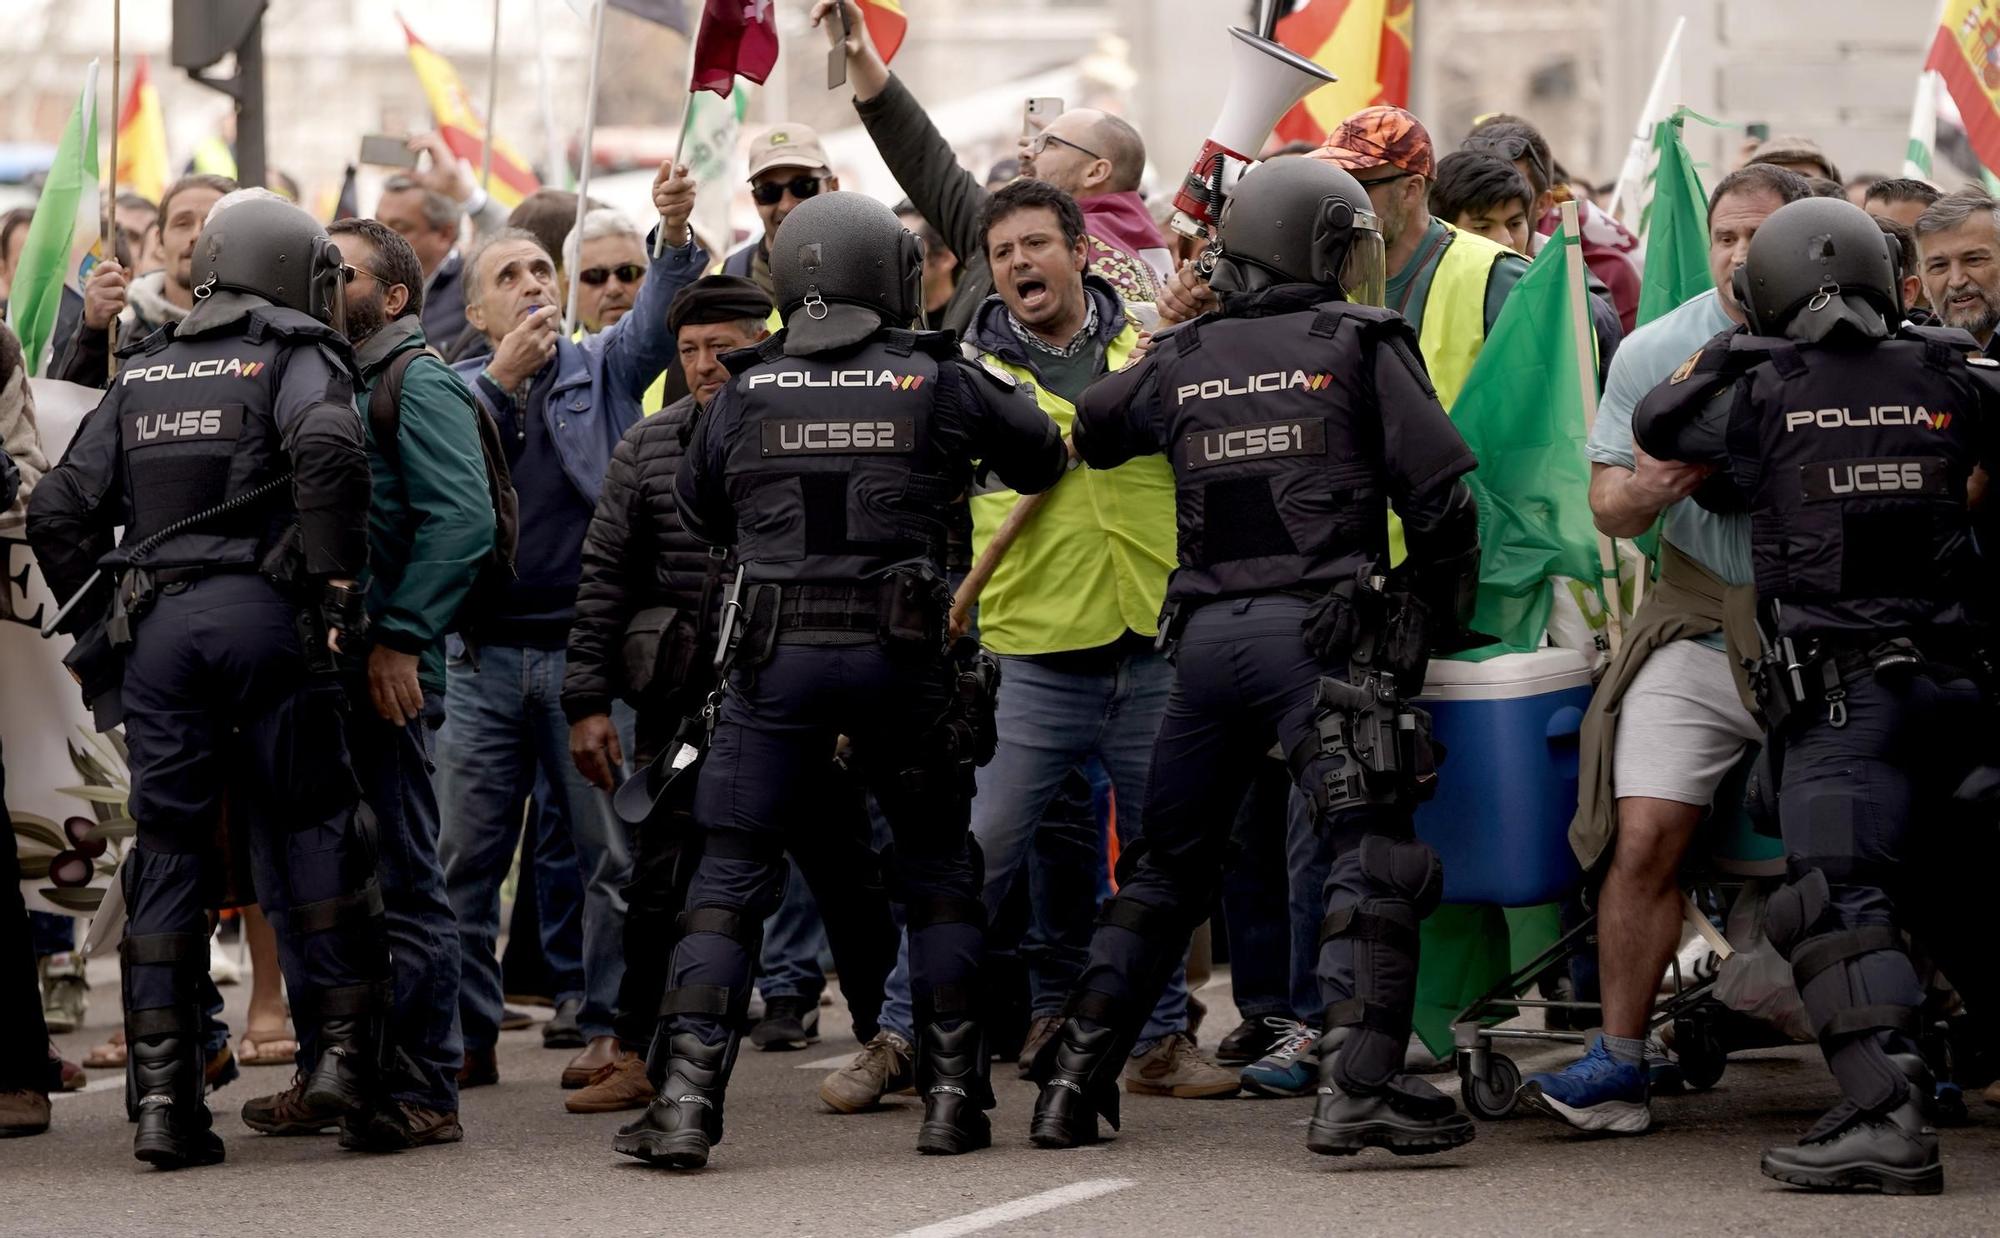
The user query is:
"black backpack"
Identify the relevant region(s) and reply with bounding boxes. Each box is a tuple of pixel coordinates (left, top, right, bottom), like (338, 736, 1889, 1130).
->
(367, 345, 520, 633)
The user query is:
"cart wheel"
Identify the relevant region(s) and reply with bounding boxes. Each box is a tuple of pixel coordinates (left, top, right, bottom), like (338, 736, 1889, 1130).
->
(1459, 1051, 1522, 1119)
(1674, 1017, 1726, 1092)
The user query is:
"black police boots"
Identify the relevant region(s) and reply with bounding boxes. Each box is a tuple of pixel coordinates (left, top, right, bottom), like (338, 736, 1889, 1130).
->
(1028, 1020, 1126, 1149)
(916, 1021, 993, 1156)
(1760, 1054, 1942, 1195)
(614, 1032, 733, 1169)
(300, 1011, 377, 1117)
(131, 1027, 224, 1170)
(1306, 1035, 1474, 1157)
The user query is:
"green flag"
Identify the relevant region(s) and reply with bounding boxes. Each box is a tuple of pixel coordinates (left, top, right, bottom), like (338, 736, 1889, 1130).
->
(1635, 109, 1710, 327)
(6, 61, 100, 376)
(683, 87, 747, 260)
(1446, 225, 1600, 654)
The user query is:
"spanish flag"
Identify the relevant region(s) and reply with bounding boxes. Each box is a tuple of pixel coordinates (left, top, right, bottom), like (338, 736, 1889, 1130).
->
(399, 17, 540, 208)
(1271, 0, 1414, 148)
(115, 55, 170, 206)
(860, 0, 907, 64)
(1925, 1, 2000, 175)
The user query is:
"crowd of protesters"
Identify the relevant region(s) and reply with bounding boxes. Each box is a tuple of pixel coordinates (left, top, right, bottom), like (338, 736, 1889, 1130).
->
(3, 2, 1998, 1185)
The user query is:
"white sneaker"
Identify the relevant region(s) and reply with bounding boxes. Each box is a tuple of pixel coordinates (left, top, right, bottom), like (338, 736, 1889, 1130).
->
(209, 934, 241, 985)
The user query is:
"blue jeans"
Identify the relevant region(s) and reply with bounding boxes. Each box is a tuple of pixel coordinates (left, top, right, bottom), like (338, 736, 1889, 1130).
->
(758, 865, 828, 1003)
(349, 691, 463, 1110)
(438, 644, 633, 1048)
(522, 773, 588, 1004)
(879, 650, 1186, 1044)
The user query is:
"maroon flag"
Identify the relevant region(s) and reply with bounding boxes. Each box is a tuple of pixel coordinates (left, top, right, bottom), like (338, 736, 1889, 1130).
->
(689, 0, 778, 96)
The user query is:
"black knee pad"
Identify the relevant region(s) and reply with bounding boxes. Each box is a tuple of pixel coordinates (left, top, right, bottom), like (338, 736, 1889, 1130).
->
(1357, 834, 1443, 917)
(1764, 868, 1832, 959)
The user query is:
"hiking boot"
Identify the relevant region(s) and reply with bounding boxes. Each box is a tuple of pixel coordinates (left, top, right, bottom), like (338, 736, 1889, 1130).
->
(1240, 1021, 1319, 1098)
(0, 1090, 50, 1137)
(1015, 1015, 1064, 1079)
(916, 1021, 992, 1156)
(750, 996, 821, 1052)
(614, 1033, 734, 1169)
(339, 1101, 464, 1152)
(1760, 1054, 1941, 1195)
(1123, 1033, 1240, 1098)
(566, 1054, 656, 1114)
(1518, 1035, 1652, 1135)
(241, 1074, 343, 1136)
(542, 998, 585, 1049)
(38, 953, 87, 1034)
(1216, 1015, 1296, 1068)
(205, 1045, 239, 1096)
(818, 1030, 914, 1113)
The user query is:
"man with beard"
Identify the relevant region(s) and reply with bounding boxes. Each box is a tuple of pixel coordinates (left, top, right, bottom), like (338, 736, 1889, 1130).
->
(236, 217, 495, 1151)
(1915, 192, 2000, 353)
(54, 173, 238, 385)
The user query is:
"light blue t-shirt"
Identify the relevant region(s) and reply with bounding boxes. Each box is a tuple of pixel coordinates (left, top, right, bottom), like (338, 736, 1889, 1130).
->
(1586, 288, 1752, 589)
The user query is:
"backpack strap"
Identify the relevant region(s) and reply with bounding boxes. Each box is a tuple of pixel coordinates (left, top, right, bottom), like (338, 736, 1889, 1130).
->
(367, 345, 442, 466)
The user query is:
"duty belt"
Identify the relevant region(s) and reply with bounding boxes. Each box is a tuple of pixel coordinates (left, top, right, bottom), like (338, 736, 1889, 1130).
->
(1751, 635, 1962, 731)
(775, 584, 886, 637)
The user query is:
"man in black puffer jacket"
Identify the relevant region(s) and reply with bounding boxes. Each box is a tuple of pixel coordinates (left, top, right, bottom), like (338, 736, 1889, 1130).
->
(561, 277, 896, 1113)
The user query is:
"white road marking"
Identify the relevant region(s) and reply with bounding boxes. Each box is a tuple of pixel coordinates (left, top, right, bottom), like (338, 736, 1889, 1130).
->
(890, 1178, 1135, 1238)
(794, 1051, 859, 1070)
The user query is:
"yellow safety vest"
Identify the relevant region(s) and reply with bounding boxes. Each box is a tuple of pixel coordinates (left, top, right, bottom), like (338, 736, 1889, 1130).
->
(1415, 222, 1516, 412)
(1389, 222, 1515, 562)
(970, 321, 1177, 656)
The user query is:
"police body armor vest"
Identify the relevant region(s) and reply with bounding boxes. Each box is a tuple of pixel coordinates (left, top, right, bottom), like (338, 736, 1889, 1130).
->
(104, 305, 349, 574)
(721, 331, 970, 585)
(1147, 300, 1402, 603)
(1721, 327, 1994, 643)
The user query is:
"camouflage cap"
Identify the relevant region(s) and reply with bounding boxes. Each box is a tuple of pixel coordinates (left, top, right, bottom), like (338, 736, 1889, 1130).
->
(1312, 105, 1437, 180)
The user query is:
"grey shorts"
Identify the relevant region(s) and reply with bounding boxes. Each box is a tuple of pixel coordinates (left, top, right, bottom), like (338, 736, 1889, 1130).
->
(1611, 638, 1763, 806)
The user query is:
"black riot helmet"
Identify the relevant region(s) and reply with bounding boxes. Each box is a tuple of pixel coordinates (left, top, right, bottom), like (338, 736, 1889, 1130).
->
(1210, 156, 1386, 305)
(191, 193, 347, 328)
(1731, 197, 1899, 343)
(771, 191, 922, 355)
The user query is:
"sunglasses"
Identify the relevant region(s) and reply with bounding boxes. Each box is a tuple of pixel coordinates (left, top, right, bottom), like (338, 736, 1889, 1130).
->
(1027, 132, 1103, 162)
(578, 263, 646, 287)
(339, 263, 388, 286)
(1465, 133, 1552, 193)
(750, 175, 824, 206)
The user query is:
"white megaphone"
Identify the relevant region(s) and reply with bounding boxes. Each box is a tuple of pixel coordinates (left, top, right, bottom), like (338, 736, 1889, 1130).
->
(1169, 28, 1338, 242)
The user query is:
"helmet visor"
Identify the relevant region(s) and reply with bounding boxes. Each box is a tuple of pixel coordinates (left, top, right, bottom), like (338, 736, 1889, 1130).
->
(1340, 213, 1387, 308)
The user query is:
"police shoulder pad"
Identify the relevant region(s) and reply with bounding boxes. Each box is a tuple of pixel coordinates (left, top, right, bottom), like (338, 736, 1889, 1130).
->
(975, 357, 1018, 389)
(1969, 356, 2000, 369)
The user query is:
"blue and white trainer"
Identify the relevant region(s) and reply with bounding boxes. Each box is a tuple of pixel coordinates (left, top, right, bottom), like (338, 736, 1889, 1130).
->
(1517, 1036, 1652, 1134)
(1239, 1021, 1319, 1098)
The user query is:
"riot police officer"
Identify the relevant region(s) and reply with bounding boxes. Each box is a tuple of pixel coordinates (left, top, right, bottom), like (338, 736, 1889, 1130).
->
(1636, 196, 2000, 1195)
(29, 195, 383, 1170)
(620, 191, 1065, 1170)
(1026, 156, 1483, 1157)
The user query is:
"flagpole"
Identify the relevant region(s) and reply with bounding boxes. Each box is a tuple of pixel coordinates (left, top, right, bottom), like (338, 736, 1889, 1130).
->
(565, 0, 608, 336)
(533, 0, 566, 189)
(105, 0, 121, 382)
(1561, 201, 1626, 653)
(482, 0, 503, 194)
(1604, 15, 1685, 226)
(652, 6, 707, 261)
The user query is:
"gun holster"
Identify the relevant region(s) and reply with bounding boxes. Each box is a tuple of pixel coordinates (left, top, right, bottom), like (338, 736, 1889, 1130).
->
(104, 568, 158, 650)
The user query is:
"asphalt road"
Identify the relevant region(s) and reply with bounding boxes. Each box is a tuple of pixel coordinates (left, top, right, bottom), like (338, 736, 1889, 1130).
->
(12, 961, 2000, 1238)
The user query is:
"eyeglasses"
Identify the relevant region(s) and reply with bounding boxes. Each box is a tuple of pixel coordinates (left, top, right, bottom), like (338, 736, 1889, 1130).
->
(750, 175, 824, 206)
(1464, 132, 1552, 194)
(1026, 132, 1103, 162)
(578, 263, 646, 287)
(339, 263, 386, 286)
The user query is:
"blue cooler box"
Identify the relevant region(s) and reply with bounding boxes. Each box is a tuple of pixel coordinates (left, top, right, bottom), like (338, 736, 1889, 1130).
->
(1413, 648, 1594, 907)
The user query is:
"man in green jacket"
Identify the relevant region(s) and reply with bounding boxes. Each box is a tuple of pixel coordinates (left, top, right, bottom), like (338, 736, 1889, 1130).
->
(239, 218, 495, 1152)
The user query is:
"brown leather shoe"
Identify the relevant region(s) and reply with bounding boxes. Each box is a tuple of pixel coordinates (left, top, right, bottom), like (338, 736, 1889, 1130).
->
(339, 1101, 465, 1152)
(240, 1073, 342, 1136)
(565, 1054, 654, 1114)
(0, 1090, 51, 1137)
(561, 1036, 626, 1089)
(458, 1048, 498, 1089)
